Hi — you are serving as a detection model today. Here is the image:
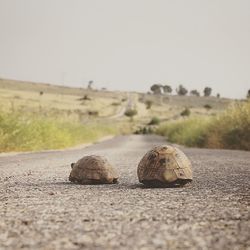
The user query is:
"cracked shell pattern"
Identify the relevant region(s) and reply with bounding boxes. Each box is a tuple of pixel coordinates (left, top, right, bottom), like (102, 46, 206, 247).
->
(137, 145, 192, 186)
(69, 155, 118, 184)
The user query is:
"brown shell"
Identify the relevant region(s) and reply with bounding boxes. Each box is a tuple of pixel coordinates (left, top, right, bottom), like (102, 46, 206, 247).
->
(69, 155, 118, 184)
(137, 145, 192, 187)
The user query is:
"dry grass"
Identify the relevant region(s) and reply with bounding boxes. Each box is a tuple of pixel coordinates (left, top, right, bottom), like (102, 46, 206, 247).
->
(0, 83, 126, 120)
(137, 93, 232, 124)
(157, 101, 250, 150)
(0, 78, 241, 152)
(0, 112, 123, 152)
(0, 79, 131, 152)
(204, 100, 250, 150)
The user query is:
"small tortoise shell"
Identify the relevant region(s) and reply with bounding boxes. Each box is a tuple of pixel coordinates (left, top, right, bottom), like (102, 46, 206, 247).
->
(69, 155, 118, 184)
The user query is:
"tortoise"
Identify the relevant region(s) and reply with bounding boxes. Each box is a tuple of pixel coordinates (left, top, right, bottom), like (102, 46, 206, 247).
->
(69, 155, 118, 184)
(137, 145, 192, 187)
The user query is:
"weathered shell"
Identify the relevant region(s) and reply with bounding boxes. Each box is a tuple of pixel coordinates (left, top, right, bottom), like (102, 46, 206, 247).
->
(69, 155, 118, 184)
(137, 145, 192, 187)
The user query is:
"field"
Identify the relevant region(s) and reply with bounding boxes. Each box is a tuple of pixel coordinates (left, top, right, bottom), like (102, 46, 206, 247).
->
(0, 79, 128, 120)
(0, 78, 234, 152)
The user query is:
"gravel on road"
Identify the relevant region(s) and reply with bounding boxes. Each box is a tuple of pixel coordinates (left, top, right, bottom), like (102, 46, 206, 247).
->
(0, 135, 249, 250)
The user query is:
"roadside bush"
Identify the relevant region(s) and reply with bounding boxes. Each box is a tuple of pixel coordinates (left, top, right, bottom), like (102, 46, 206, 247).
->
(204, 101, 250, 150)
(111, 102, 121, 106)
(204, 104, 212, 110)
(78, 95, 91, 101)
(134, 126, 153, 135)
(88, 110, 99, 116)
(157, 118, 210, 147)
(124, 109, 137, 118)
(156, 101, 250, 150)
(148, 117, 160, 125)
(180, 108, 191, 116)
(145, 100, 153, 109)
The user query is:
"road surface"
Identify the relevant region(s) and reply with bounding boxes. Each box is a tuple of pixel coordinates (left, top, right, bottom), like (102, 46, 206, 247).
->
(0, 135, 249, 250)
(109, 92, 134, 119)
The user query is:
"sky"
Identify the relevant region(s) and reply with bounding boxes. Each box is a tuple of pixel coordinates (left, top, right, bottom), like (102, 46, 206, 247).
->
(0, 0, 249, 98)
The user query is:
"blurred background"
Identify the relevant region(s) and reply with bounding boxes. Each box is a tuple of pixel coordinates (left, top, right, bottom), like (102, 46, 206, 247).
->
(0, 0, 249, 152)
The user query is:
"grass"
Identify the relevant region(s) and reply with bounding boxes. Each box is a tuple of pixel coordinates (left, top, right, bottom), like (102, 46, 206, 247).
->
(148, 117, 161, 125)
(180, 107, 191, 117)
(0, 81, 125, 119)
(0, 112, 119, 152)
(0, 78, 241, 151)
(0, 80, 131, 153)
(157, 117, 211, 147)
(157, 101, 250, 150)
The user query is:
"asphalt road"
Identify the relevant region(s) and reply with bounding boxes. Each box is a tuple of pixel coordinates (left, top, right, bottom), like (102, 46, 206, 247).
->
(0, 135, 249, 250)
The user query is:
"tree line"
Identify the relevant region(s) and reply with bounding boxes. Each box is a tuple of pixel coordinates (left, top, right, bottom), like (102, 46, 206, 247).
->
(150, 84, 216, 97)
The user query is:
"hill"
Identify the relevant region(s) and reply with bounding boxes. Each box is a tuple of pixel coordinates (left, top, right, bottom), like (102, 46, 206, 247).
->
(0, 78, 236, 152)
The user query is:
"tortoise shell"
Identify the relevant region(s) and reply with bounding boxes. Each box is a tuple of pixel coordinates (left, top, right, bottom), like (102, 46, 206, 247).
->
(137, 145, 192, 187)
(69, 155, 118, 184)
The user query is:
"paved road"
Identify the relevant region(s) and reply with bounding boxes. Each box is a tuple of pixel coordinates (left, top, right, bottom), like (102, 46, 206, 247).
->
(109, 93, 134, 119)
(0, 135, 249, 250)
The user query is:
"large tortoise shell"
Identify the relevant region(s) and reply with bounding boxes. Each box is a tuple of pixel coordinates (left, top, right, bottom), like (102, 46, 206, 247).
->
(137, 145, 192, 187)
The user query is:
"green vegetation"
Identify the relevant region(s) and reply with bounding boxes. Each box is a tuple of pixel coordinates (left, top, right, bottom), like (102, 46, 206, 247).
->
(204, 87, 212, 97)
(0, 112, 118, 152)
(145, 100, 153, 109)
(247, 89, 250, 99)
(157, 117, 210, 147)
(135, 126, 153, 135)
(148, 117, 161, 125)
(180, 108, 191, 116)
(157, 101, 250, 150)
(176, 85, 188, 96)
(0, 78, 238, 152)
(190, 89, 200, 96)
(111, 102, 121, 106)
(162, 85, 172, 94)
(150, 84, 162, 94)
(124, 109, 138, 121)
(87, 110, 99, 116)
(204, 104, 212, 110)
(82, 95, 91, 101)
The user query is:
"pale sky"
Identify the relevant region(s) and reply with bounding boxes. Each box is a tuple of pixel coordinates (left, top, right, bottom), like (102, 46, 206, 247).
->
(0, 0, 249, 98)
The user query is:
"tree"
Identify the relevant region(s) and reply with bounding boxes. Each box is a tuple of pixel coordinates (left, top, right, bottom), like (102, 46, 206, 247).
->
(88, 80, 93, 90)
(204, 87, 212, 97)
(145, 100, 153, 109)
(162, 85, 172, 94)
(150, 84, 162, 95)
(247, 89, 250, 99)
(176, 85, 188, 96)
(190, 90, 200, 96)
